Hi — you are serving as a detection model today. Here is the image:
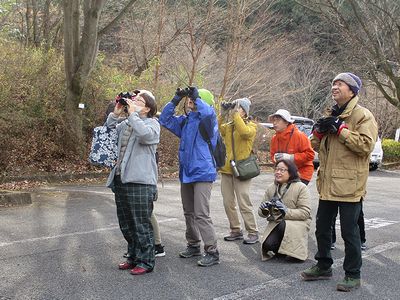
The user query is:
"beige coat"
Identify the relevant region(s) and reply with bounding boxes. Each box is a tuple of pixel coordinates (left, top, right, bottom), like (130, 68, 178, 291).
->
(310, 96, 378, 202)
(258, 181, 311, 261)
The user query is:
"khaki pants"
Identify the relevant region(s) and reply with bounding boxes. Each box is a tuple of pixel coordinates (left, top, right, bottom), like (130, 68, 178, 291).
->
(180, 182, 218, 253)
(151, 212, 161, 245)
(221, 173, 258, 235)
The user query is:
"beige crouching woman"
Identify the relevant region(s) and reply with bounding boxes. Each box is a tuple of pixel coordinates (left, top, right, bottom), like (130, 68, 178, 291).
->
(259, 159, 311, 261)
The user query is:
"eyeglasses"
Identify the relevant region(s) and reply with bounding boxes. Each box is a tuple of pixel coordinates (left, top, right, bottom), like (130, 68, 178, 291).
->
(274, 167, 288, 173)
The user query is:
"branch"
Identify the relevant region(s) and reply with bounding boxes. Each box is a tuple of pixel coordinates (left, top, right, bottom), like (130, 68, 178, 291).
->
(370, 69, 399, 109)
(98, 0, 138, 37)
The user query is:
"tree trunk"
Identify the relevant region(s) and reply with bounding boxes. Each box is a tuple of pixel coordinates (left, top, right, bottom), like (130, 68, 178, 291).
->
(31, 0, 39, 46)
(62, 0, 138, 154)
(42, 0, 51, 50)
(64, 88, 84, 154)
(153, 0, 166, 92)
(25, 0, 32, 46)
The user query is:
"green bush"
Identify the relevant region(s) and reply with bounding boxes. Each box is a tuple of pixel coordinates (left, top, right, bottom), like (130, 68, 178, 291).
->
(382, 139, 400, 162)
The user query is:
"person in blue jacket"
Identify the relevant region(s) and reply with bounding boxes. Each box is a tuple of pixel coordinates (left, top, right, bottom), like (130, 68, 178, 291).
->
(159, 86, 220, 267)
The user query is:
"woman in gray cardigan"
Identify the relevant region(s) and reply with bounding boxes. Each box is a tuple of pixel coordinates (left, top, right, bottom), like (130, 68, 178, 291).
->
(106, 90, 160, 275)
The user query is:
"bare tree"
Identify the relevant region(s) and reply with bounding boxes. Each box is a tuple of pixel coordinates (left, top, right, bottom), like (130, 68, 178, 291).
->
(160, 0, 217, 86)
(362, 84, 400, 138)
(153, 0, 166, 91)
(296, 0, 400, 110)
(62, 0, 137, 153)
(284, 53, 335, 119)
(218, 0, 273, 100)
(103, 0, 187, 84)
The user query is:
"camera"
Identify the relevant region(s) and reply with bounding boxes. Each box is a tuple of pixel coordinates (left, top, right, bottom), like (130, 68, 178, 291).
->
(116, 92, 133, 106)
(221, 101, 237, 111)
(176, 87, 193, 98)
(260, 196, 281, 216)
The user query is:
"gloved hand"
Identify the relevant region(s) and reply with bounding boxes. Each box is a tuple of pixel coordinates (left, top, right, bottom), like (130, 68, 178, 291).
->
(259, 201, 273, 217)
(274, 199, 288, 216)
(188, 86, 199, 101)
(274, 153, 294, 162)
(171, 88, 187, 106)
(315, 116, 347, 135)
(312, 123, 324, 140)
(259, 201, 272, 211)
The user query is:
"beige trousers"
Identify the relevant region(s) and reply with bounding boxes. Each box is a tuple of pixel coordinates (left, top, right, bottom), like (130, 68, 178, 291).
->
(151, 212, 161, 245)
(221, 173, 258, 235)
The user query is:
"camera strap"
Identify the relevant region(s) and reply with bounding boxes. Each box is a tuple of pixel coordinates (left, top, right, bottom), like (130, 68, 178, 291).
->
(274, 183, 291, 200)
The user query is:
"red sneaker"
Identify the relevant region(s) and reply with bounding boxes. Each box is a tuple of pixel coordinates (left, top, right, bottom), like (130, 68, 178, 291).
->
(130, 266, 153, 275)
(118, 261, 135, 270)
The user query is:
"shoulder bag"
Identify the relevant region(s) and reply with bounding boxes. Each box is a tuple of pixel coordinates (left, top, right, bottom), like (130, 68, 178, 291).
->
(89, 123, 118, 168)
(231, 125, 260, 181)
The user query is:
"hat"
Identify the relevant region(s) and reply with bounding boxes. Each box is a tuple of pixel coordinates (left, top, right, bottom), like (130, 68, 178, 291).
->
(268, 109, 294, 123)
(332, 72, 362, 95)
(198, 89, 215, 106)
(236, 97, 251, 116)
(137, 89, 156, 102)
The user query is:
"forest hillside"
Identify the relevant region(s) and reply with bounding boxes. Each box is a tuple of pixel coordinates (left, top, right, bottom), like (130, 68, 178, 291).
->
(0, 0, 399, 184)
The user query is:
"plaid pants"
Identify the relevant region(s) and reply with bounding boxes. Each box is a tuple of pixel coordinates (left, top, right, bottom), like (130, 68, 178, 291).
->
(114, 176, 157, 270)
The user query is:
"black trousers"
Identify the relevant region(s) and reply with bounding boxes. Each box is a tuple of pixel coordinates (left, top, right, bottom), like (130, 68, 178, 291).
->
(262, 220, 286, 254)
(332, 201, 365, 244)
(315, 200, 362, 279)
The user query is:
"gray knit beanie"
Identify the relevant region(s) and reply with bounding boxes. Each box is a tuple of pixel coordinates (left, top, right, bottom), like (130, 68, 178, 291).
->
(236, 98, 251, 116)
(332, 72, 362, 95)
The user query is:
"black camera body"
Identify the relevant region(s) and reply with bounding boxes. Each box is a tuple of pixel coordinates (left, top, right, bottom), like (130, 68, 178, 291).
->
(176, 87, 194, 98)
(221, 101, 237, 110)
(116, 92, 133, 106)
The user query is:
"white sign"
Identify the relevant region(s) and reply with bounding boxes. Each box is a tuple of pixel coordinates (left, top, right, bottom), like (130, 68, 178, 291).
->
(78, 103, 85, 109)
(395, 128, 400, 142)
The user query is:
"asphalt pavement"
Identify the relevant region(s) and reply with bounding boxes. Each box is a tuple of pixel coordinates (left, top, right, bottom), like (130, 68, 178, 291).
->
(0, 170, 400, 300)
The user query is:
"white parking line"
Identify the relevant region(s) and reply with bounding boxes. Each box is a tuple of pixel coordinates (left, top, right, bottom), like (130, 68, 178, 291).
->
(0, 218, 178, 247)
(213, 242, 400, 300)
(40, 188, 114, 195)
(334, 217, 399, 231)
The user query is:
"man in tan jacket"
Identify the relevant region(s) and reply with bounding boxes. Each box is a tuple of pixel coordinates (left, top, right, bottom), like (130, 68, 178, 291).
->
(301, 72, 378, 292)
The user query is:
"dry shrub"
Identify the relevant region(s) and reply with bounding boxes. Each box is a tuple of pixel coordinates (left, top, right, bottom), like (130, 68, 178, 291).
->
(157, 127, 180, 175)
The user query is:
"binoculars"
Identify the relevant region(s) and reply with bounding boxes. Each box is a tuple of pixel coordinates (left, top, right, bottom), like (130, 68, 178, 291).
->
(221, 101, 237, 110)
(116, 92, 133, 106)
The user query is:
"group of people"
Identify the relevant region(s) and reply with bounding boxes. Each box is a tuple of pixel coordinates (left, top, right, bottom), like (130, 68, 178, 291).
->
(105, 72, 378, 292)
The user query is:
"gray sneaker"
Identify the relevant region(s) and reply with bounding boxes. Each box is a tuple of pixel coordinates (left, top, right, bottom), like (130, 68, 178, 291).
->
(197, 252, 220, 267)
(179, 246, 201, 258)
(223, 231, 243, 241)
(243, 234, 259, 244)
(361, 243, 367, 251)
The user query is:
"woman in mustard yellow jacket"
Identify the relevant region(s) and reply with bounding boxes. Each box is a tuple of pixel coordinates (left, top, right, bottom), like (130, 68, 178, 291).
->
(218, 98, 259, 244)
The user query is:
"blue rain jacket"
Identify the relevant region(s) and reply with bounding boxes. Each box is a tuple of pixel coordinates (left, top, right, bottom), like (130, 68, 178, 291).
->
(159, 98, 218, 183)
